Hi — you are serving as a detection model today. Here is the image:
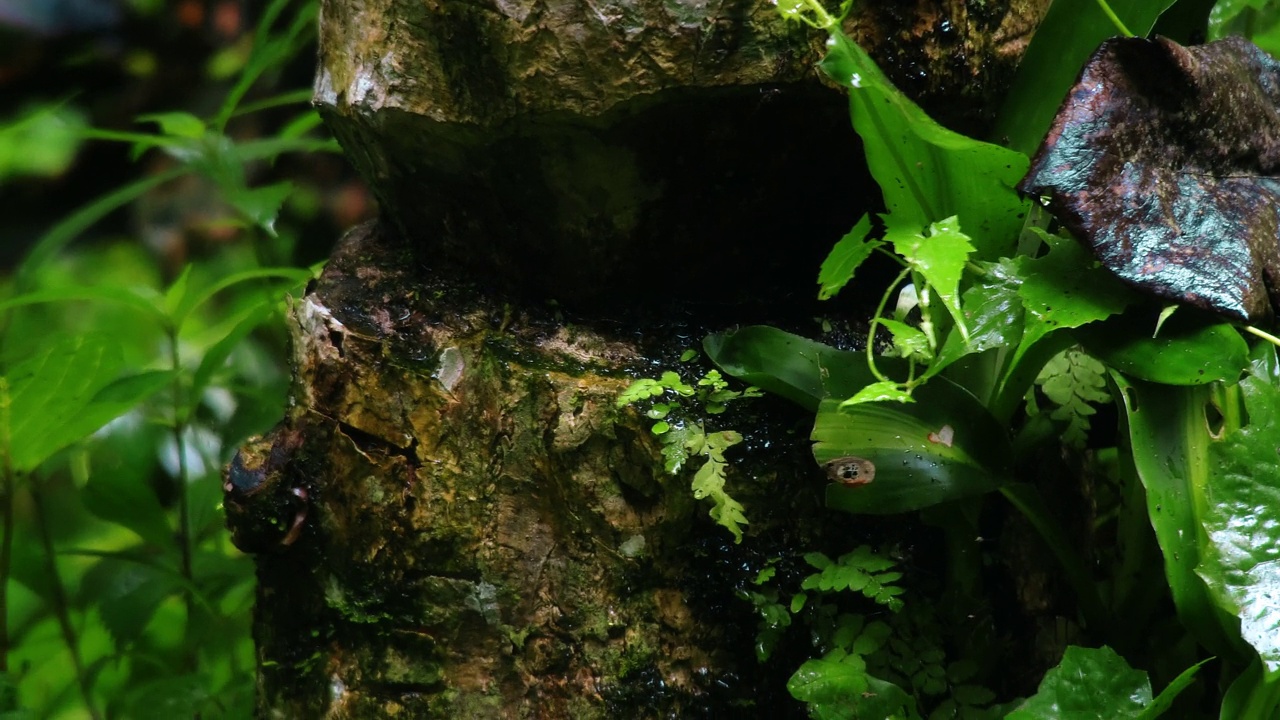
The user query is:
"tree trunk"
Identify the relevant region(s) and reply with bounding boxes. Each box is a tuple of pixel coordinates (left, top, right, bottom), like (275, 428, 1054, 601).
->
(230, 0, 1051, 716)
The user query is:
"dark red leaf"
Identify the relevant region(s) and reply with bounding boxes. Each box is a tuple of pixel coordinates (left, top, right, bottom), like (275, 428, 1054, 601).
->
(1021, 36, 1280, 323)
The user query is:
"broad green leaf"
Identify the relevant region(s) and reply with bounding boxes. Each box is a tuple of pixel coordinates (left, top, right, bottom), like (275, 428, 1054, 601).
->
(6, 334, 122, 471)
(993, 0, 1177, 156)
(819, 31, 1029, 259)
(1011, 230, 1134, 373)
(818, 214, 879, 300)
(816, 379, 1011, 514)
(890, 216, 975, 341)
(788, 652, 869, 705)
(1113, 372, 1246, 659)
(1006, 646, 1153, 719)
(704, 326, 885, 411)
(1076, 310, 1248, 386)
(1200, 347, 1280, 672)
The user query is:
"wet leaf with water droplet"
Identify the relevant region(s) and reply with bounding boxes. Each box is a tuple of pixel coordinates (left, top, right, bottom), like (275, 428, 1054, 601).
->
(1201, 346, 1280, 671)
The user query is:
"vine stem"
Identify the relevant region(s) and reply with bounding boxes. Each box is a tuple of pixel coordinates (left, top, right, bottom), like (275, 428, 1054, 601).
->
(29, 478, 103, 720)
(865, 266, 915, 385)
(1244, 325, 1280, 349)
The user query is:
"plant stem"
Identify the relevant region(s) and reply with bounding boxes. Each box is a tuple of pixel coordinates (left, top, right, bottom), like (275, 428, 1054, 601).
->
(168, 330, 197, 677)
(29, 478, 103, 720)
(1244, 325, 1280, 349)
(0, 379, 11, 678)
(865, 266, 915, 385)
(1092, 0, 1135, 37)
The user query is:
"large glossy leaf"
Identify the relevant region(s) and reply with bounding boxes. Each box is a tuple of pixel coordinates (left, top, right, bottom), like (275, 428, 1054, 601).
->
(1113, 372, 1246, 658)
(814, 379, 1011, 515)
(1200, 347, 1280, 673)
(1076, 309, 1249, 385)
(1014, 230, 1134, 364)
(703, 326, 881, 412)
(994, 0, 1176, 156)
(818, 31, 1029, 259)
(1006, 645, 1195, 719)
(1022, 36, 1280, 322)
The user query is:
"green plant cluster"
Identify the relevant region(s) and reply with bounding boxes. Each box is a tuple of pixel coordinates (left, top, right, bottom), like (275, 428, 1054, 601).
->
(0, 1, 330, 717)
(617, 362, 761, 543)
(698, 0, 1280, 716)
(742, 548, 1007, 719)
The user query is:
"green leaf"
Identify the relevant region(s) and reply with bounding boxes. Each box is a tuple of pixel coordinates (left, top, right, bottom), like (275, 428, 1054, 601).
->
(839, 381, 914, 407)
(1010, 229, 1134, 375)
(878, 319, 932, 362)
(1112, 373, 1245, 659)
(80, 554, 183, 647)
(890, 216, 976, 342)
(0, 102, 86, 182)
(1200, 348, 1280, 672)
(0, 284, 166, 326)
(16, 169, 185, 287)
(137, 111, 206, 139)
(819, 31, 1029, 259)
(1076, 310, 1248, 386)
(170, 266, 311, 331)
(1006, 646, 1153, 719)
(1034, 347, 1110, 450)
(788, 651, 871, 704)
(816, 380, 1011, 514)
(225, 181, 295, 237)
(993, 0, 1176, 156)
(818, 214, 880, 300)
(704, 326, 884, 411)
(691, 430, 748, 543)
(935, 258, 1025, 373)
(190, 301, 285, 397)
(81, 456, 175, 549)
(1137, 657, 1210, 720)
(6, 334, 121, 471)
(802, 547, 904, 610)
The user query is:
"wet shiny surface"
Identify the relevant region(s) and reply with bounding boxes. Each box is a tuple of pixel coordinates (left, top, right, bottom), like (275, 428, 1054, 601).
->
(1022, 37, 1280, 323)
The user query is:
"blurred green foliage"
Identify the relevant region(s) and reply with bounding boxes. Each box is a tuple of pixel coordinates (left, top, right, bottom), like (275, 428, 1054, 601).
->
(0, 0, 344, 716)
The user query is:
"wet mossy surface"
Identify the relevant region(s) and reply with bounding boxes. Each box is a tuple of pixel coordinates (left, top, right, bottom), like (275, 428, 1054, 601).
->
(240, 223, 899, 717)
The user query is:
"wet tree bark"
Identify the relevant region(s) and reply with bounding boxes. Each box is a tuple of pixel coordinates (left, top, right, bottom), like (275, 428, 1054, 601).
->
(229, 0, 1051, 716)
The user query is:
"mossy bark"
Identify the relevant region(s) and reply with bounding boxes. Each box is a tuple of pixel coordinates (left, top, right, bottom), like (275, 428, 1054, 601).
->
(234, 222, 841, 717)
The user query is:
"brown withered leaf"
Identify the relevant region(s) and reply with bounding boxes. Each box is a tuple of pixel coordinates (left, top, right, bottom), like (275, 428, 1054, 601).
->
(1021, 36, 1280, 323)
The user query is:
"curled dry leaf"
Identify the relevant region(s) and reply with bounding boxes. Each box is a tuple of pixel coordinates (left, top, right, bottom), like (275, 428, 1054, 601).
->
(1021, 36, 1280, 323)
(928, 424, 955, 447)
